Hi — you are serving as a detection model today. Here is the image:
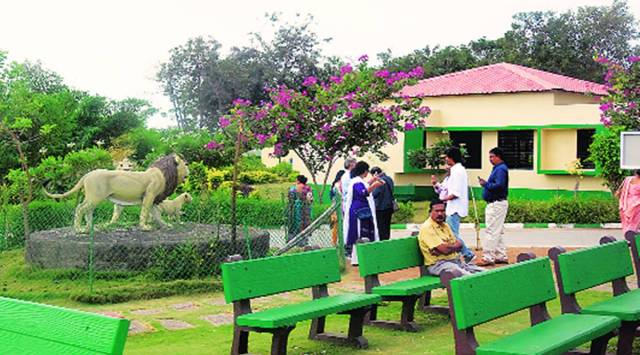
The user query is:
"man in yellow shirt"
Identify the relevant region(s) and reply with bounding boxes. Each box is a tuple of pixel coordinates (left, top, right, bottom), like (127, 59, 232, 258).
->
(419, 199, 484, 276)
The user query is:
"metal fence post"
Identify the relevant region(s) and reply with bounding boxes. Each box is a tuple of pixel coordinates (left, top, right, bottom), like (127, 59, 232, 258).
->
(336, 195, 346, 271)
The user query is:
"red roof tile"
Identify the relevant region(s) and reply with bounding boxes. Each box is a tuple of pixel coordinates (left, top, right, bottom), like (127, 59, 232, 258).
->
(398, 62, 608, 97)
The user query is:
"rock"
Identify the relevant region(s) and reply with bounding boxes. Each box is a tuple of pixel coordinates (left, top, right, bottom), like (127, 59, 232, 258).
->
(129, 320, 154, 335)
(201, 314, 233, 326)
(159, 319, 194, 330)
(170, 302, 199, 311)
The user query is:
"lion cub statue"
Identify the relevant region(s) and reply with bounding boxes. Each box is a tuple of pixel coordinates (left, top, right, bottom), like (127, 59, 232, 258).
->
(153, 192, 193, 224)
(44, 154, 189, 233)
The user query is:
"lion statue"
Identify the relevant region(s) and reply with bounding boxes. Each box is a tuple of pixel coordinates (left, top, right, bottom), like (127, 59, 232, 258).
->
(44, 154, 189, 233)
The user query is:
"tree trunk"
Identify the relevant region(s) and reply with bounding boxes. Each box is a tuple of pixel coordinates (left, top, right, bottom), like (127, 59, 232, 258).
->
(319, 160, 335, 204)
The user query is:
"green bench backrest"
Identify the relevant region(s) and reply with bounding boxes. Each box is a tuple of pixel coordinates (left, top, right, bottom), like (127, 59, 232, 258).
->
(449, 257, 556, 330)
(557, 240, 633, 294)
(222, 248, 341, 303)
(636, 234, 640, 258)
(0, 297, 129, 354)
(357, 237, 423, 277)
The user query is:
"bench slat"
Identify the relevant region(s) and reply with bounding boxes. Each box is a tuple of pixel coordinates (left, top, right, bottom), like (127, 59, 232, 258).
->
(222, 249, 341, 303)
(357, 237, 423, 277)
(476, 313, 620, 355)
(0, 297, 129, 355)
(582, 289, 640, 321)
(236, 293, 381, 328)
(371, 276, 441, 296)
(557, 240, 634, 294)
(450, 258, 556, 330)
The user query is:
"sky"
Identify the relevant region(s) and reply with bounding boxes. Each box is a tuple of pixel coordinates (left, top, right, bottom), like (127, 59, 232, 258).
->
(1, 0, 638, 128)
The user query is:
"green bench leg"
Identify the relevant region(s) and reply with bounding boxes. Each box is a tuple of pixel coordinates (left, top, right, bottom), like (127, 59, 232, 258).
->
(309, 307, 369, 349)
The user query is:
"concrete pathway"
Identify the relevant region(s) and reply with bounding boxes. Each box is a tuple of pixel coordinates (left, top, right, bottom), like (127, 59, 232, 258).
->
(392, 228, 625, 248)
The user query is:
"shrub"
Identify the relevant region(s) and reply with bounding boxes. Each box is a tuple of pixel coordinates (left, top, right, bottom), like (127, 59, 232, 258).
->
(391, 201, 415, 224)
(270, 161, 297, 178)
(238, 170, 279, 184)
(206, 168, 226, 189)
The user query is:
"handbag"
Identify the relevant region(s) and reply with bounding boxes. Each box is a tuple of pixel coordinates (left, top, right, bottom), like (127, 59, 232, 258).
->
(356, 206, 373, 220)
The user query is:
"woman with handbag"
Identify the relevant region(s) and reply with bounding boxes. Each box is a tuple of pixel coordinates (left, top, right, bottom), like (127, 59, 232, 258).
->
(370, 166, 397, 241)
(344, 161, 385, 265)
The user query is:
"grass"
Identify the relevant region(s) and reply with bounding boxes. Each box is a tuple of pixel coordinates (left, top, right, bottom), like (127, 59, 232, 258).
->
(0, 249, 221, 304)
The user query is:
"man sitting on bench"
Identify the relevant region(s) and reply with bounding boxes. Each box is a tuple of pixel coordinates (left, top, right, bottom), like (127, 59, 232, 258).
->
(418, 199, 484, 276)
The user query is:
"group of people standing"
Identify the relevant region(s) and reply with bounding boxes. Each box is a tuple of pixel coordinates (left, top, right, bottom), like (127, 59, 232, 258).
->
(419, 146, 510, 277)
(333, 158, 397, 264)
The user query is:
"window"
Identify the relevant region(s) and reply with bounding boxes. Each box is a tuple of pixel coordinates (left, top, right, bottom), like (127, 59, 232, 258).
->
(449, 131, 482, 169)
(577, 129, 596, 169)
(498, 130, 534, 170)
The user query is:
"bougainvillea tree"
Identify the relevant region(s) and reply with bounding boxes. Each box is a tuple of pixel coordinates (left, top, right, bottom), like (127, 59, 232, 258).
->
(208, 55, 431, 202)
(590, 54, 640, 191)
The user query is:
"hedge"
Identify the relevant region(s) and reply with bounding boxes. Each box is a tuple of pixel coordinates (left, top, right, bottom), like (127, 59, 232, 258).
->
(460, 198, 619, 224)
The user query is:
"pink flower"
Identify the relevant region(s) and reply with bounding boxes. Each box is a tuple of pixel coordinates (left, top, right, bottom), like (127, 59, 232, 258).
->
(219, 117, 231, 128)
(276, 88, 293, 108)
(254, 133, 270, 145)
(375, 69, 390, 78)
(404, 122, 416, 130)
(629, 102, 638, 109)
(599, 102, 612, 112)
(255, 110, 267, 120)
(345, 111, 353, 118)
(321, 123, 331, 132)
(330, 75, 343, 84)
(418, 106, 431, 115)
(628, 56, 640, 64)
(205, 140, 223, 150)
(303, 76, 318, 86)
(409, 66, 425, 78)
(358, 54, 369, 62)
(349, 102, 362, 110)
(315, 133, 326, 141)
(232, 98, 251, 106)
(340, 64, 353, 76)
(273, 143, 284, 156)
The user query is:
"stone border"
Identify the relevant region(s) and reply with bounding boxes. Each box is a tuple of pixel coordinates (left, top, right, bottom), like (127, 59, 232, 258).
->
(392, 223, 622, 231)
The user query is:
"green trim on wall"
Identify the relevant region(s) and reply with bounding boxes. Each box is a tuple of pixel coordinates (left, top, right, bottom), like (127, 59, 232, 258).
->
(535, 124, 604, 176)
(403, 128, 426, 173)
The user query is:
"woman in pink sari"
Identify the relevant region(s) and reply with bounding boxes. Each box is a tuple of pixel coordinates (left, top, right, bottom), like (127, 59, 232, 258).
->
(616, 170, 640, 233)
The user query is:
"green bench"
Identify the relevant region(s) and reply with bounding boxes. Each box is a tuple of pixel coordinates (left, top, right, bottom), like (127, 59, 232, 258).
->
(441, 253, 620, 355)
(356, 236, 446, 332)
(549, 240, 640, 355)
(0, 297, 130, 355)
(222, 248, 381, 355)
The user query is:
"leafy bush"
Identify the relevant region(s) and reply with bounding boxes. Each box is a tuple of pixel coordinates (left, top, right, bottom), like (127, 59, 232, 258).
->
(391, 201, 415, 224)
(270, 161, 296, 177)
(238, 170, 279, 184)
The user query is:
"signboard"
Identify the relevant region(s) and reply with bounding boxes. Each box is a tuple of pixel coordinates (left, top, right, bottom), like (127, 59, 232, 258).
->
(621, 131, 640, 169)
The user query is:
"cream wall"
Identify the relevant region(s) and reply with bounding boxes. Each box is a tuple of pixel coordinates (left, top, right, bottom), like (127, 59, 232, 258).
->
(262, 90, 609, 192)
(540, 129, 579, 171)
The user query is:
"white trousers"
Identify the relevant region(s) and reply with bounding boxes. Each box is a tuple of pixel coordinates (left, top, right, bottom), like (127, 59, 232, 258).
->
(483, 200, 508, 261)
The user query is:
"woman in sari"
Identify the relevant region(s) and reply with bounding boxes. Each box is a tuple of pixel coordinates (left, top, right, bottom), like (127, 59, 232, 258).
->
(616, 170, 640, 234)
(287, 175, 313, 245)
(344, 161, 385, 264)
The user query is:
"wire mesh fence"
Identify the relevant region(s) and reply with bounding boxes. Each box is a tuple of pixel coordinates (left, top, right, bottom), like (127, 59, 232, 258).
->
(0, 190, 342, 303)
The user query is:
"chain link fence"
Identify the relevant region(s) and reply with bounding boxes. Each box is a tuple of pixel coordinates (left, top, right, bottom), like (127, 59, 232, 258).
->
(0, 190, 341, 303)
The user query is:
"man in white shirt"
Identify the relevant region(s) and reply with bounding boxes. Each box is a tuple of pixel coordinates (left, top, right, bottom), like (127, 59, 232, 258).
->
(439, 147, 476, 263)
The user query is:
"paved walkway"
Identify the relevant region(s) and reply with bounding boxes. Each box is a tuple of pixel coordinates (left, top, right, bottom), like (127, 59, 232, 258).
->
(392, 228, 625, 248)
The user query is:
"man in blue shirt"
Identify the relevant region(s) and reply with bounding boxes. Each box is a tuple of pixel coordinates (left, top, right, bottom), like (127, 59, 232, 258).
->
(476, 147, 509, 266)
